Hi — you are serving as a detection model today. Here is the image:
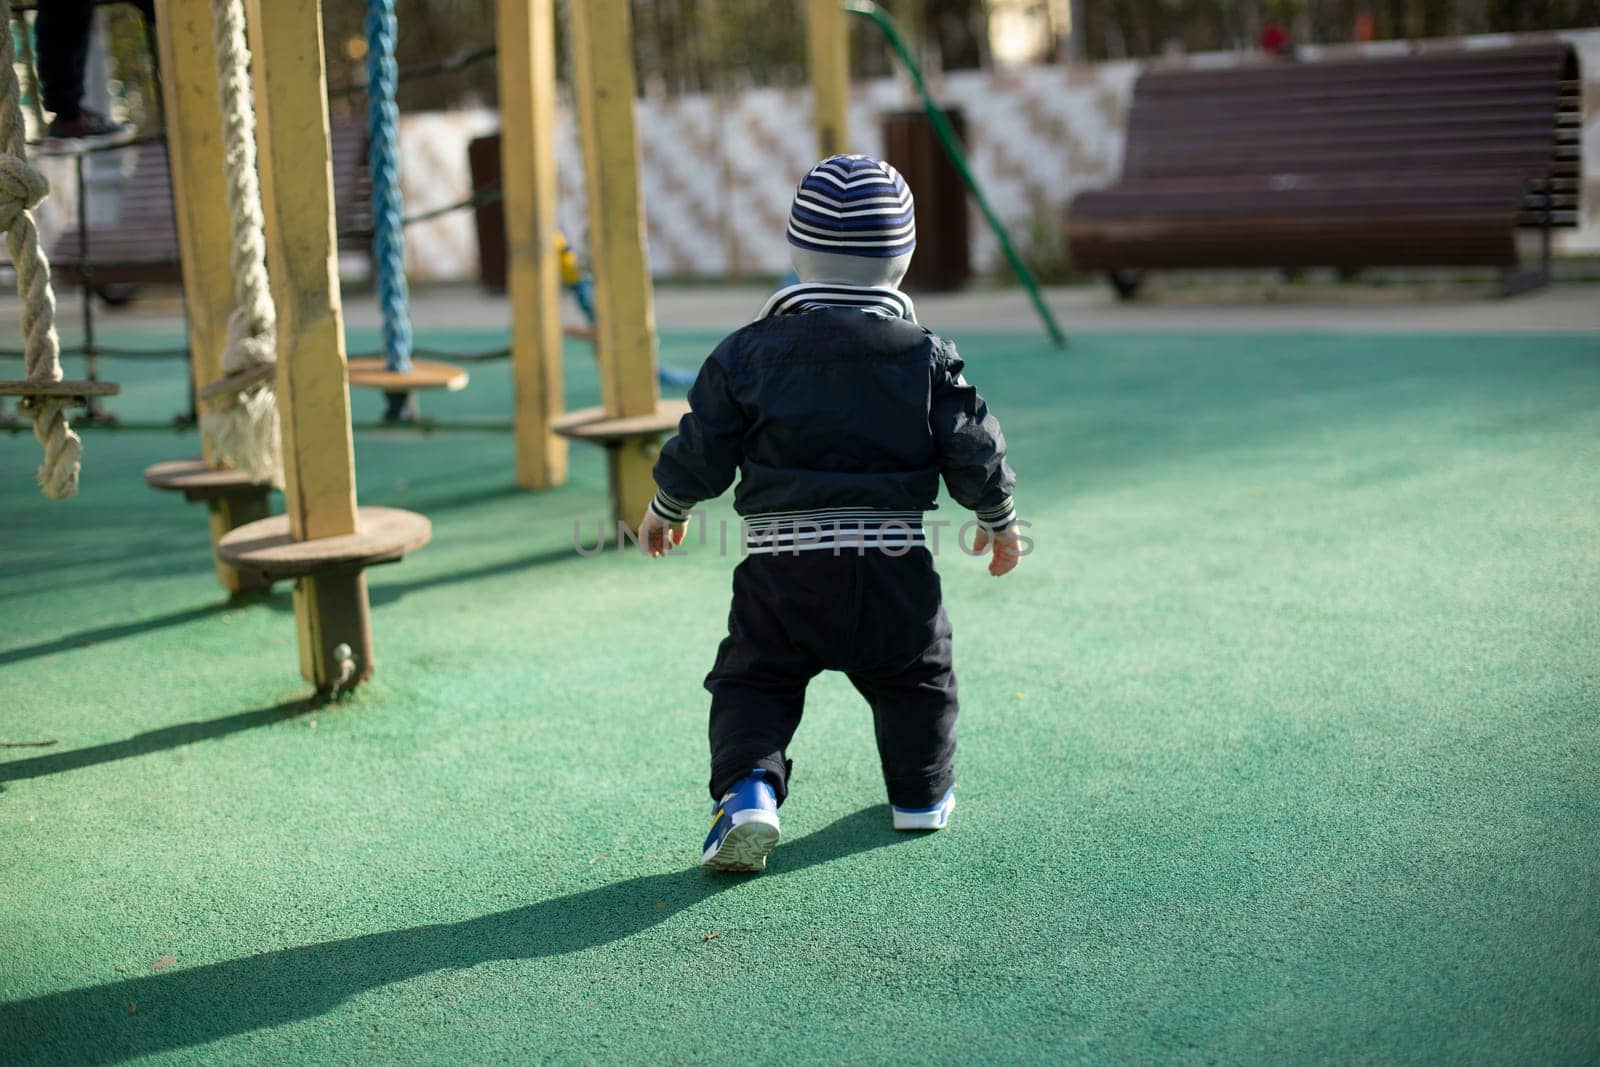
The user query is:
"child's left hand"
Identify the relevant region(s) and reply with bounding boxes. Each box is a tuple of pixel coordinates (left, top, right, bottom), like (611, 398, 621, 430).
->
(638, 509, 687, 557)
(972, 522, 1024, 577)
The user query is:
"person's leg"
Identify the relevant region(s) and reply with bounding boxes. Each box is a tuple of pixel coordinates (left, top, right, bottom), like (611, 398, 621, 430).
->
(840, 551, 958, 810)
(705, 557, 820, 806)
(848, 618, 959, 810)
(35, 0, 96, 120)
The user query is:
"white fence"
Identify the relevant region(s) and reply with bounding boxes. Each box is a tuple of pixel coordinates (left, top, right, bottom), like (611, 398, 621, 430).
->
(27, 28, 1600, 283)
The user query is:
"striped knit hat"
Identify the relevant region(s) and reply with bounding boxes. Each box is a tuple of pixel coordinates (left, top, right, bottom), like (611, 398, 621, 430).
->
(786, 155, 916, 259)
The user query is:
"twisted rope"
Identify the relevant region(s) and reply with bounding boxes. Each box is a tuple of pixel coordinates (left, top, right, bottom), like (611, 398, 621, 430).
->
(366, 0, 412, 381)
(201, 0, 280, 485)
(0, 0, 79, 498)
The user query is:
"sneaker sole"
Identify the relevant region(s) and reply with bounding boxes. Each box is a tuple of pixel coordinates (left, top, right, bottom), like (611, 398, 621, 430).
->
(892, 794, 955, 831)
(701, 820, 780, 872)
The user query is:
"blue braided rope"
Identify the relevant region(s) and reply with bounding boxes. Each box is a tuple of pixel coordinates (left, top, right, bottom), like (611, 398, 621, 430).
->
(366, 0, 412, 391)
(571, 275, 596, 324)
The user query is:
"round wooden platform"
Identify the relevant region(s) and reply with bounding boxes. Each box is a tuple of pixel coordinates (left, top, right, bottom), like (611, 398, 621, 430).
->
(347, 358, 469, 393)
(550, 399, 690, 444)
(216, 506, 432, 580)
(196, 363, 275, 403)
(563, 325, 596, 342)
(0, 379, 120, 400)
(145, 458, 271, 501)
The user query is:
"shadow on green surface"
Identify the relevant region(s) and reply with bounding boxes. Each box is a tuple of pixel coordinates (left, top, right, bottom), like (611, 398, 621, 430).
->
(240, 546, 581, 613)
(366, 544, 580, 605)
(0, 541, 579, 671)
(4, 806, 911, 1064)
(0, 700, 307, 786)
(0, 602, 233, 669)
(376, 481, 533, 515)
(0, 542, 215, 603)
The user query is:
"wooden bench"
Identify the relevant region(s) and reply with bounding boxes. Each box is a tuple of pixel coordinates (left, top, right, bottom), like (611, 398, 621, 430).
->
(50, 124, 372, 289)
(1066, 43, 1582, 297)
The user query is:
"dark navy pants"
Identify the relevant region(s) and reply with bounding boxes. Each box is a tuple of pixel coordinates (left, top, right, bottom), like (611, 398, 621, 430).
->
(37, 0, 155, 120)
(706, 548, 958, 809)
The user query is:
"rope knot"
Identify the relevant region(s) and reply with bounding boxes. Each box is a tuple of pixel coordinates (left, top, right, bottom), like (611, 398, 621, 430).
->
(0, 153, 48, 231)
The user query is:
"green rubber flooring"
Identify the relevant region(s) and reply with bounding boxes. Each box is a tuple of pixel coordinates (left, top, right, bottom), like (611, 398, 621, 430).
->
(2, 324, 1598, 1064)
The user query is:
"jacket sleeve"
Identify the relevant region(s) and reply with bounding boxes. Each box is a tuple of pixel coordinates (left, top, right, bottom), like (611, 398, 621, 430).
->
(649, 351, 744, 523)
(930, 343, 1017, 530)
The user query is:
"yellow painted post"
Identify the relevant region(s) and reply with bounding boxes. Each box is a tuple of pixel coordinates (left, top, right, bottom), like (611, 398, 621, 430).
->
(496, 0, 567, 492)
(244, 0, 369, 689)
(568, 0, 660, 529)
(807, 0, 851, 157)
(155, 0, 265, 594)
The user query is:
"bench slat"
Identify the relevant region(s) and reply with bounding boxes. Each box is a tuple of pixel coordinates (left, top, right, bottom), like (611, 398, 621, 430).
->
(1129, 97, 1574, 133)
(50, 126, 372, 287)
(1065, 43, 1579, 278)
(1070, 211, 1519, 270)
(1136, 46, 1568, 90)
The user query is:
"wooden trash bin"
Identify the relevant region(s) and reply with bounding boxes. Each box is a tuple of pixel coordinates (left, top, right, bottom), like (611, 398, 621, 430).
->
(881, 108, 971, 292)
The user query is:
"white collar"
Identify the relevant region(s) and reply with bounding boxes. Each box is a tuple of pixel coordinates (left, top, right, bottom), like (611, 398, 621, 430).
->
(756, 282, 918, 324)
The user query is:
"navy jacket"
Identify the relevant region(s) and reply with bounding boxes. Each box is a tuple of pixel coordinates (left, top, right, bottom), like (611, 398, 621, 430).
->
(649, 284, 1016, 553)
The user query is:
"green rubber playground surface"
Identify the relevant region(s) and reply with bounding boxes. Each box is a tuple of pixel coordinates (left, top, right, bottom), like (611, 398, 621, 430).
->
(2, 324, 1598, 1064)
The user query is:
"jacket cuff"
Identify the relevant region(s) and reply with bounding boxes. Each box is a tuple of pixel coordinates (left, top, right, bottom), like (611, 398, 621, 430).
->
(650, 488, 695, 524)
(974, 496, 1016, 532)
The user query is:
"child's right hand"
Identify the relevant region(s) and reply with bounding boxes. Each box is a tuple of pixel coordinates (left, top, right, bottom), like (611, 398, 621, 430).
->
(971, 523, 1023, 577)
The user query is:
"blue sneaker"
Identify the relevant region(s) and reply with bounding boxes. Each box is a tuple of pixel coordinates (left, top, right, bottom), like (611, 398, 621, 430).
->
(701, 771, 781, 872)
(891, 788, 954, 831)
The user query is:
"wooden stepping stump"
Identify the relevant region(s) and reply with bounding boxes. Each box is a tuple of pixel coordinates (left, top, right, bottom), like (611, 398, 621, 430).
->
(145, 458, 276, 593)
(217, 505, 431, 580)
(552, 399, 689, 532)
(551, 399, 689, 444)
(346, 358, 469, 393)
(145, 457, 270, 504)
(347, 359, 469, 424)
(218, 506, 432, 691)
(0, 380, 119, 401)
(195, 363, 274, 404)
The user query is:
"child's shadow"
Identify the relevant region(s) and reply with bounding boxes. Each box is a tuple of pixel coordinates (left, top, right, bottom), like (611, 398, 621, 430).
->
(7, 806, 912, 1064)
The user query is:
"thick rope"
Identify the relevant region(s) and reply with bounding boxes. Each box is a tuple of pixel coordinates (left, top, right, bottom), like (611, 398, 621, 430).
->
(366, 0, 414, 421)
(200, 0, 281, 485)
(0, 0, 80, 499)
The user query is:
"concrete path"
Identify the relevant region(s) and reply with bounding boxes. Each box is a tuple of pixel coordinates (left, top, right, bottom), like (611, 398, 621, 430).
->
(3, 280, 1597, 348)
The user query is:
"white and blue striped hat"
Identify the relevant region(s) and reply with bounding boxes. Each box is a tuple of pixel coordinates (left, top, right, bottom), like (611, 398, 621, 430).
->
(786, 154, 916, 260)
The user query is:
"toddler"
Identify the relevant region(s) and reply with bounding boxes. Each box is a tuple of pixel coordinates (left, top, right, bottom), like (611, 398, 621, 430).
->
(640, 155, 1021, 872)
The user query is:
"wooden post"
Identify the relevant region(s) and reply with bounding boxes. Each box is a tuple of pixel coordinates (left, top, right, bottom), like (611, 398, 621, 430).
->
(154, 0, 265, 594)
(244, 0, 370, 689)
(496, 0, 567, 492)
(807, 0, 851, 157)
(568, 0, 660, 530)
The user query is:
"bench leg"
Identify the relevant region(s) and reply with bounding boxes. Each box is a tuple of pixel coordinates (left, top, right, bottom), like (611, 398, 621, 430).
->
(1504, 185, 1555, 297)
(1107, 270, 1144, 301)
(1539, 192, 1554, 284)
(1500, 267, 1548, 297)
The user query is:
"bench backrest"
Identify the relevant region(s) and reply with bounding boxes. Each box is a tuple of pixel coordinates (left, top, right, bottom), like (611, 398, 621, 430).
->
(1123, 43, 1581, 225)
(51, 123, 372, 284)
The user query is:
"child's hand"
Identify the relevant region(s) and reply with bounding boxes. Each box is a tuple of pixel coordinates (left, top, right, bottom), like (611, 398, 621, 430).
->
(638, 509, 687, 558)
(971, 522, 1023, 577)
